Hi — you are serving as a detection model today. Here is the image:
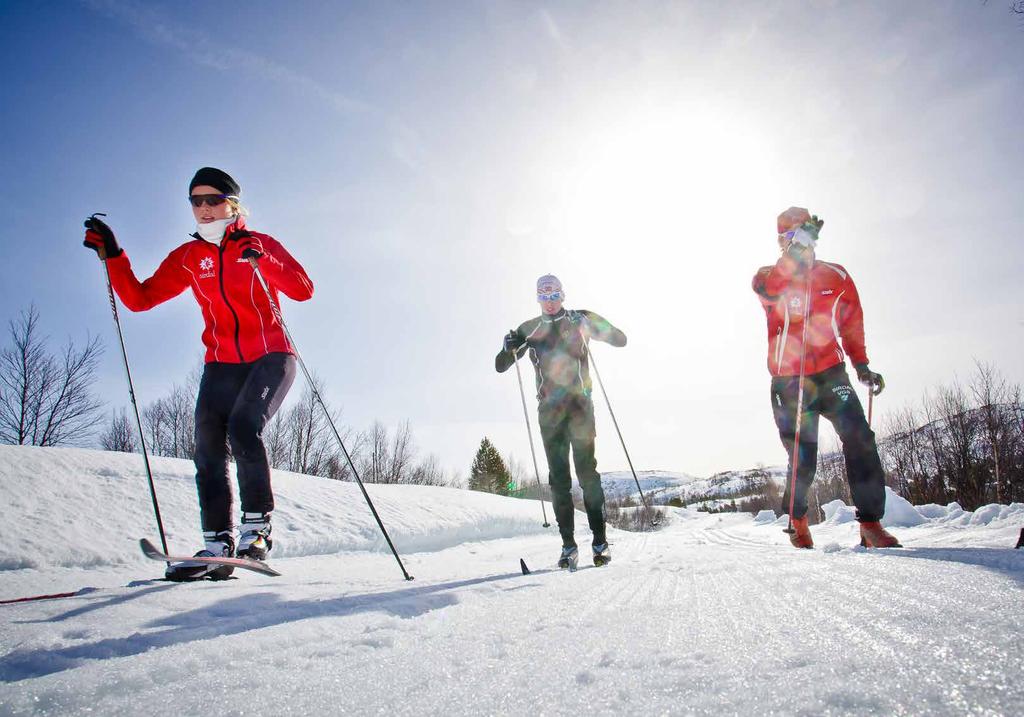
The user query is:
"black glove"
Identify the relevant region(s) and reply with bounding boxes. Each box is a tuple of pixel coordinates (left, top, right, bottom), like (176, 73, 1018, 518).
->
(229, 230, 264, 260)
(855, 363, 885, 396)
(82, 214, 122, 259)
(503, 330, 521, 353)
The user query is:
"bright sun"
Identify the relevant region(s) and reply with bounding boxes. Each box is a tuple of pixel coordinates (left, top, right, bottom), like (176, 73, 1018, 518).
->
(559, 106, 779, 248)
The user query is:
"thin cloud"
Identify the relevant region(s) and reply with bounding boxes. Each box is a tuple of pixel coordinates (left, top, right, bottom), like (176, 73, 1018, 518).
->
(82, 0, 374, 116)
(81, 0, 436, 175)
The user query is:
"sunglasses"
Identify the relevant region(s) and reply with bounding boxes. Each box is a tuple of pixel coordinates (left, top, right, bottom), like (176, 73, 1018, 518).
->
(780, 222, 820, 241)
(189, 194, 234, 208)
(537, 291, 564, 302)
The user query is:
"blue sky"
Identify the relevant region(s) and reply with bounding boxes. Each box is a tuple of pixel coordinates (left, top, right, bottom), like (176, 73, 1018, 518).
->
(1, 1, 1022, 480)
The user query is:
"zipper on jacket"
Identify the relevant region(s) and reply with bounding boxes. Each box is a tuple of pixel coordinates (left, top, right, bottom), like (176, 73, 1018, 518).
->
(218, 243, 245, 362)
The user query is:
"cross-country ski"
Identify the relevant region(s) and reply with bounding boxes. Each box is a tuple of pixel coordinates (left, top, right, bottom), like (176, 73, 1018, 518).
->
(139, 538, 282, 579)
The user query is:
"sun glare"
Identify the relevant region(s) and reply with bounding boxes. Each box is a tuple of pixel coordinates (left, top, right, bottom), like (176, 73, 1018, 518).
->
(560, 108, 778, 246)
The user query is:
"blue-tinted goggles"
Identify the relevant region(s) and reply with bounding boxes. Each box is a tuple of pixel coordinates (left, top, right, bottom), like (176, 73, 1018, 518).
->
(780, 222, 820, 242)
(537, 291, 564, 302)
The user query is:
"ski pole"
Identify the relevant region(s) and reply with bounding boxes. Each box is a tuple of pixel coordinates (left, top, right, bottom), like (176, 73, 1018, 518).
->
(90, 214, 169, 559)
(783, 270, 814, 537)
(584, 343, 657, 528)
(867, 389, 874, 428)
(247, 257, 414, 581)
(512, 350, 551, 527)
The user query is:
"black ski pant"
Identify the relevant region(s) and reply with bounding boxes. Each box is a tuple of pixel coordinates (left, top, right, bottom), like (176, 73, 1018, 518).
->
(539, 394, 606, 547)
(771, 363, 886, 522)
(193, 352, 296, 533)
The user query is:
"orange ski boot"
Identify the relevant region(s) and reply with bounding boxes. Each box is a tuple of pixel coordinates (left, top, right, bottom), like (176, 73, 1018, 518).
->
(859, 521, 902, 548)
(786, 516, 814, 549)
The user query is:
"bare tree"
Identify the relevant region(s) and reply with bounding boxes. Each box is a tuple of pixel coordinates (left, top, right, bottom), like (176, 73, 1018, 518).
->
(0, 306, 104, 446)
(383, 421, 416, 484)
(407, 453, 451, 487)
(970, 361, 1013, 503)
(362, 420, 390, 483)
(931, 382, 986, 507)
(264, 411, 290, 469)
(100, 407, 137, 452)
(359, 420, 450, 485)
(263, 374, 358, 480)
(141, 379, 198, 459)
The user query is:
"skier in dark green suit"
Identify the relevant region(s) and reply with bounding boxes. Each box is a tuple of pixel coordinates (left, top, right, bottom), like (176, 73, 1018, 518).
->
(495, 274, 627, 569)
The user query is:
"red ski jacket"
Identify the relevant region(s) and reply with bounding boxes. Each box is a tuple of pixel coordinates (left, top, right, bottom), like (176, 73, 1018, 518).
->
(106, 217, 314, 364)
(752, 256, 869, 377)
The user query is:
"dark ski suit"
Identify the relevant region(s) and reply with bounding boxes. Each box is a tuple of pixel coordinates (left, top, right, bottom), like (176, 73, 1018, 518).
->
(496, 309, 626, 547)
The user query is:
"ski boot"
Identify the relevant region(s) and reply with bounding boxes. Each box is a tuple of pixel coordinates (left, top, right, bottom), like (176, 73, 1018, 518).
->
(165, 531, 235, 582)
(592, 543, 611, 567)
(557, 545, 579, 572)
(786, 516, 814, 549)
(859, 521, 902, 548)
(237, 512, 273, 561)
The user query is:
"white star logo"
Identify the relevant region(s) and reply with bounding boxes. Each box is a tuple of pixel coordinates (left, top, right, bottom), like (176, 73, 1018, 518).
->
(199, 257, 213, 271)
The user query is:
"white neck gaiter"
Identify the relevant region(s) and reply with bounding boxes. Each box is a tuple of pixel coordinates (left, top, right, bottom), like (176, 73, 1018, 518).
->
(196, 216, 235, 242)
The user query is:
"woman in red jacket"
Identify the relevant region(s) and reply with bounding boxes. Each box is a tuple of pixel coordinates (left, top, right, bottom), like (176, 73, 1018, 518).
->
(83, 167, 313, 581)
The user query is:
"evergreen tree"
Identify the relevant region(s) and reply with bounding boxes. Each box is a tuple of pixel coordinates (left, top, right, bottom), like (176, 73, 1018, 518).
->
(469, 437, 513, 495)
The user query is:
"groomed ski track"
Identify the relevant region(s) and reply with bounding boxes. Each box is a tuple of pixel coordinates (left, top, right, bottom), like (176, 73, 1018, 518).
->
(2, 513, 1022, 716)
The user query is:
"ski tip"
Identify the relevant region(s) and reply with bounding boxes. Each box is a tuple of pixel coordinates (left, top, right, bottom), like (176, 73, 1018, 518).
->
(520, 558, 531, 575)
(138, 537, 162, 559)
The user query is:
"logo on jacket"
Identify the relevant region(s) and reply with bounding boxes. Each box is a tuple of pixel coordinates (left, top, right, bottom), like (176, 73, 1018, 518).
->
(821, 289, 834, 296)
(198, 257, 215, 279)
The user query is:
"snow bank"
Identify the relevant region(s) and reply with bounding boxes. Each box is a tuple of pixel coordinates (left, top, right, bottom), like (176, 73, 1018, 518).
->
(0, 445, 553, 571)
(820, 490, 928, 527)
(890, 501, 1023, 527)
(753, 509, 776, 525)
(822, 500, 857, 524)
(881, 487, 928, 527)
(916, 503, 951, 520)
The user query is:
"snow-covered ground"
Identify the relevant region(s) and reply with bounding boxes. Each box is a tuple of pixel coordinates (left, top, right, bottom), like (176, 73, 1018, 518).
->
(1, 445, 1023, 716)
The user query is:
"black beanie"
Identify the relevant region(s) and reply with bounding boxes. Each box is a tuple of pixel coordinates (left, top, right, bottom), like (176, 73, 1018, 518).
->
(189, 167, 240, 197)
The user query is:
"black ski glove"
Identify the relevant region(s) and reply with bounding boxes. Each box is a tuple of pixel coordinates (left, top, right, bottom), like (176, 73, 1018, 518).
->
(82, 214, 123, 259)
(238, 234, 264, 260)
(503, 330, 522, 353)
(855, 363, 885, 396)
(229, 230, 264, 260)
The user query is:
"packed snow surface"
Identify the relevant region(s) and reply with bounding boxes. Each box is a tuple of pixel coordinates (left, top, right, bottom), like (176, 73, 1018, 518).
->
(1, 446, 1022, 716)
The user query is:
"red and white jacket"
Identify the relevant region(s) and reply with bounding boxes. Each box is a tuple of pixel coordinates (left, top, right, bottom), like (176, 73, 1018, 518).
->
(752, 256, 869, 377)
(107, 217, 313, 364)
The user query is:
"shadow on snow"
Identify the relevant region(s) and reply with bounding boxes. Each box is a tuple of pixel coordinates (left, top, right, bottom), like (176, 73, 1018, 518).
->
(0, 569, 550, 682)
(865, 546, 1024, 588)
